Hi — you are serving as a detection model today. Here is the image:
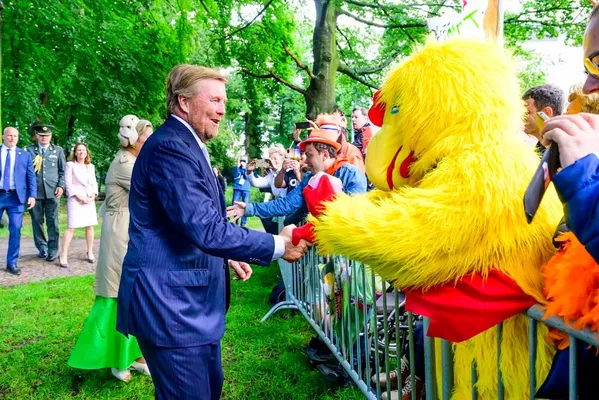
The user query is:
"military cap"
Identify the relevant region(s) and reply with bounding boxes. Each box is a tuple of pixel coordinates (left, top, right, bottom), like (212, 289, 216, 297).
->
(32, 124, 54, 135)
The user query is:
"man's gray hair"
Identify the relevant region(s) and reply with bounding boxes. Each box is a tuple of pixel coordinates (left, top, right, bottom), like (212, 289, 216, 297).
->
(166, 64, 228, 115)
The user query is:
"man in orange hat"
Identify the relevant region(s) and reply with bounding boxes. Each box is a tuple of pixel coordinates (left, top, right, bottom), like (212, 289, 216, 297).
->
(227, 127, 367, 223)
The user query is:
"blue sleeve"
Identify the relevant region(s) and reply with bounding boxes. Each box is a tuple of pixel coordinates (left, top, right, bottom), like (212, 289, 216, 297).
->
(26, 152, 37, 199)
(553, 153, 599, 262)
(338, 166, 368, 195)
(246, 175, 308, 218)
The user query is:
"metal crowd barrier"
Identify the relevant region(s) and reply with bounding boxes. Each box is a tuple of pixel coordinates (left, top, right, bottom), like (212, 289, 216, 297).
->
(261, 246, 599, 400)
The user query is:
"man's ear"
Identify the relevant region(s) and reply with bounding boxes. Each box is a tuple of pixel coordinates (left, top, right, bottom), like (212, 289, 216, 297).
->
(178, 95, 190, 115)
(543, 106, 555, 118)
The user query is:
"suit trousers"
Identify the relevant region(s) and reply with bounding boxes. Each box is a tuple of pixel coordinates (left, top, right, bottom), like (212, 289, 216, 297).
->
(138, 339, 223, 400)
(0, 192, 24, 265)
(30, 197, 60, 254)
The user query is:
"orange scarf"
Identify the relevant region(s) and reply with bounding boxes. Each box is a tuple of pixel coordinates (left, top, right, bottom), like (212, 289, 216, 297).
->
(542, 232, 599, 349)
(326, 156, 349, 176)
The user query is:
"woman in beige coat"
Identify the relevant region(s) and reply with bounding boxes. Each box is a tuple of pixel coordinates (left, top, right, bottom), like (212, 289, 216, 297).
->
(68, 117, 153, 382)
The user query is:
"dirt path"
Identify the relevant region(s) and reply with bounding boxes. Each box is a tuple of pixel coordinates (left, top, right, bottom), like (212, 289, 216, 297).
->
(0, 238, 100, 287)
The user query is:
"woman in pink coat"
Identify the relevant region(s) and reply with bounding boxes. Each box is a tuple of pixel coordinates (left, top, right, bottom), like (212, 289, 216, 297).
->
(59, 143, 98, 267)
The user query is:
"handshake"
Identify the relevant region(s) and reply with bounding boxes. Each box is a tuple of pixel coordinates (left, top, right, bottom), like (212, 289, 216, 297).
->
(279, 224, 311, 263)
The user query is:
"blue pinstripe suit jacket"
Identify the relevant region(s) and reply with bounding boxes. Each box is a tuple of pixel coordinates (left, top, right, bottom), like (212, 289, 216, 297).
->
(116, 116, 275, 347)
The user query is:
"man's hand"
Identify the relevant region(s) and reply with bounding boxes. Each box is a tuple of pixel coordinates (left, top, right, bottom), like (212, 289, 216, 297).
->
(27, 197, 35, 210)
(542, 113, 599, 168)
(283, 159, 300, 172)
(280, 223, 296, 240)
(229, 260, 253, 282)
(226, 201, 246, 222)
(292, 128, 301, 142)
(55, 187, 64, 198)
(247, 160, 257, 173)
(282, 235, 308, 263)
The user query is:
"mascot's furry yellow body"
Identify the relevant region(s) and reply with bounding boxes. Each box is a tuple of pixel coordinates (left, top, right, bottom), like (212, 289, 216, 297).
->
(312, 39, 562, 399)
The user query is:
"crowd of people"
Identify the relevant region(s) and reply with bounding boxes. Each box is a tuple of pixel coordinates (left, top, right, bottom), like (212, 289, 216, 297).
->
(3, 7, 599, 400)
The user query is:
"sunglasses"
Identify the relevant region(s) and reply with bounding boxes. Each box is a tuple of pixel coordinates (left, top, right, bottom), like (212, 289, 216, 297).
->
(585, 50, 599, 80)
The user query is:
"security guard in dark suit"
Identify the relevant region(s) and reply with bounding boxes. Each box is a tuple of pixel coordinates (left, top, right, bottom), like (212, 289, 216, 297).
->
(26, 125, 66, 261)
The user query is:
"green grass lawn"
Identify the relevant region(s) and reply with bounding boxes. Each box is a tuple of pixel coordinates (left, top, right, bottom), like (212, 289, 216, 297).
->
(0, 266, 363, 399)
(0, 187, 266, 240)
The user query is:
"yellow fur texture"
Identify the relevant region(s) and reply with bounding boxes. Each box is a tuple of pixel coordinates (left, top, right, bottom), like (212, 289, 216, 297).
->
(311, 39, 562, 398)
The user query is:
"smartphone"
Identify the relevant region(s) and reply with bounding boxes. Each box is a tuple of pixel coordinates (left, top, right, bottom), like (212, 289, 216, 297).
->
(535, 111, 549, 131)
(255, 159, 270, 169)
(523, 112, 560, 223)
(295, 122, 311, 130)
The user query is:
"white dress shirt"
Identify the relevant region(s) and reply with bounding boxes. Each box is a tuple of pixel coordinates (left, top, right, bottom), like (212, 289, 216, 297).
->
(171, 114, 286, 260)
(0, 145, 17, 190)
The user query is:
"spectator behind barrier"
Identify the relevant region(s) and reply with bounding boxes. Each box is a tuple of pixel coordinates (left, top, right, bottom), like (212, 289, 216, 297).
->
(566, 83, 599, 114)
(541, 6, 599, 264)
(522, 84, 565, 154)
(227, 127, 367, 223)
(351, 106, 373, 160)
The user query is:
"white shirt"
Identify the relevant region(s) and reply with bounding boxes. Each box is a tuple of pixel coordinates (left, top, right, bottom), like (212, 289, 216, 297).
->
(0, 145, 17, 190)
(171, 115, 286, 261)
(248, 170, 287, 199)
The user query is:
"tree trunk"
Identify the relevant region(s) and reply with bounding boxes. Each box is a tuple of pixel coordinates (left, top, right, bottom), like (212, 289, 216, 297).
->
(66, 106, 76, 142)
(305, 0, 338, 119)
(244, 113, 251, 160)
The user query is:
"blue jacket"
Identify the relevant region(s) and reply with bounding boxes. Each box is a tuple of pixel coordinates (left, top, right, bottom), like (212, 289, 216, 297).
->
(117, 116, 275, 347)
(0, 146, 37, 204)
(553, 153, 599, 263)
(245, 163, 367, 219)
(232, 166, 251, 191)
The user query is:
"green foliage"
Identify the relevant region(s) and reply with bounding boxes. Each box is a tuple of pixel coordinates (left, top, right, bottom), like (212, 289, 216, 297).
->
(2, 0, 191, 174)
(1, 0, 591, 172)
(0, 271, 363, 399)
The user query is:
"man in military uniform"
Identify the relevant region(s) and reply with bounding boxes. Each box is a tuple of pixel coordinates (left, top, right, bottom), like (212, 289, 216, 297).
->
(26, 125, 66, 261)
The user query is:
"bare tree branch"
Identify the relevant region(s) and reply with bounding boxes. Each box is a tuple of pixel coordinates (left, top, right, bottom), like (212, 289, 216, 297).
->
(336, 26, 356, 52)
(241, 69, 307, 95)
(337, 8, 426, 29)
(373, 0, 418, 41)
(225, 0, 276, 39)
(282, 44, 316, 79)
(337, 63, 379, 89)
(504, 5, 580, 23)
(198, 0, 211, 15)
(344, 0, 458, 9)
(354, 49, 402, 75)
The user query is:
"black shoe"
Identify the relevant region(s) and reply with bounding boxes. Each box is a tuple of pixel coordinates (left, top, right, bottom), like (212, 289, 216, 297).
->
(38, 250, 47, 259)
(46, 253, 57, 262)
(7, 264, 21, 275)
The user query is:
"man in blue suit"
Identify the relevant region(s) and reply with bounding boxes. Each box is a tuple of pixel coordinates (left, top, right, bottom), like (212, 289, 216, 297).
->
(0, 127, 36, 275)
(117, 65, 307, 399)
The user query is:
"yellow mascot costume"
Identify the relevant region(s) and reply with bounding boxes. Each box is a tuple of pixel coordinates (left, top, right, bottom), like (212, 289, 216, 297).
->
(311, 38, 562, 399)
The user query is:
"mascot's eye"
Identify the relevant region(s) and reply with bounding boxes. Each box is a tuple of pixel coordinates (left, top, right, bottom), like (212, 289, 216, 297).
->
(391, 105, 400, 114)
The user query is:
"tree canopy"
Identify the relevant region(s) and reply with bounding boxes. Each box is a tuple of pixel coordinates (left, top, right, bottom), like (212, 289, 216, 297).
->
(1, 0, 592, 175)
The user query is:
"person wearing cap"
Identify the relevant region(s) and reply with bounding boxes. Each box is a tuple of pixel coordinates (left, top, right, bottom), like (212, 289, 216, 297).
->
(26, 124, 66, 261)
(227, 127, 367, 223)
(0, 127, 36, 275)
(231, 158, 251, 226)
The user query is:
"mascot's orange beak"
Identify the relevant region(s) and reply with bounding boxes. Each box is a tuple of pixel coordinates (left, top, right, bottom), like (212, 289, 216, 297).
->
(366, 90, 417, 191)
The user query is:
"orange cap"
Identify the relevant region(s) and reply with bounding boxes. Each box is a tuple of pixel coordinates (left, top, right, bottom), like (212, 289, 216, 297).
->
(299, 127, 342, 152)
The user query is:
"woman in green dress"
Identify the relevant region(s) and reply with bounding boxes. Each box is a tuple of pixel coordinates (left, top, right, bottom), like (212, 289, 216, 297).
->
(68, 117, 153, 382)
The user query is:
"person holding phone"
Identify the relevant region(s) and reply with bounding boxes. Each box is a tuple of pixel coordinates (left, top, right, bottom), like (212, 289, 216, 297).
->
(522, 84, 565, 155)
(232, 158, 251, 226)
(539, 7, 599, 263)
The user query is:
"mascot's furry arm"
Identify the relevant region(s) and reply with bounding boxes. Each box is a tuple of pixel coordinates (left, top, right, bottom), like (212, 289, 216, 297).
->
(312, 152, 558, 301)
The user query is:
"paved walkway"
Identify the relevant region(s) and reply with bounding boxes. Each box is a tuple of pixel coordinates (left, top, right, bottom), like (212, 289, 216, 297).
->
(0, 238, 100, 287)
